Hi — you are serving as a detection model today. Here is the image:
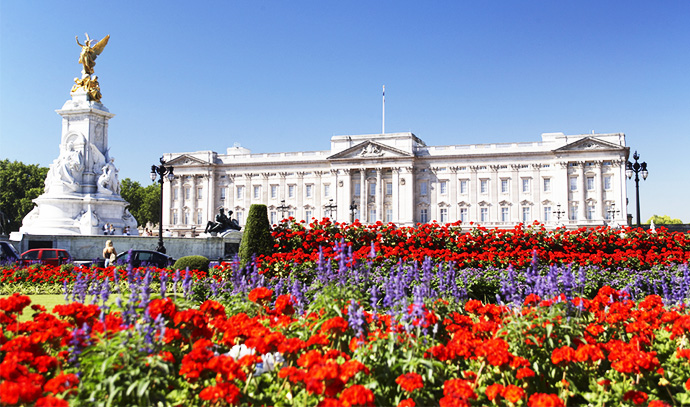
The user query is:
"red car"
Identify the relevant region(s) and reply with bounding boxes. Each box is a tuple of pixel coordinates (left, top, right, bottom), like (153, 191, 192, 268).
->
(20, 248, 72, 266)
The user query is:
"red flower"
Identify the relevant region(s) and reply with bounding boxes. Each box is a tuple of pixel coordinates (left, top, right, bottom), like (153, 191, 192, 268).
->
(648, 401, 671, 407)
(623, 390, 648, 405)
(528, 393, 564, 407)
(485, 383, 504, 401)
(321, 316, 349, 336)
(396, 372, 424, 393)
(339, 384, 375, 407)
(501, 385, 525, 403)
(398, 399, 415, 407)
(35, 396, 70, 407)
(551, 346, 576, 365)
(248, 287, 273, 304)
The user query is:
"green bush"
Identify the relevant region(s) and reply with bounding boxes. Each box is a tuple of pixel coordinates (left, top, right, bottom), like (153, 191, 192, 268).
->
(173, 255, 210, 272)
(239, 204, 275, 267)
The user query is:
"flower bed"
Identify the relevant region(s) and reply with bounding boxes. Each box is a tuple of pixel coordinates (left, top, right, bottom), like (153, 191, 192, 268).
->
(265, 220, 690, 273)
(2, 266, 690, 406)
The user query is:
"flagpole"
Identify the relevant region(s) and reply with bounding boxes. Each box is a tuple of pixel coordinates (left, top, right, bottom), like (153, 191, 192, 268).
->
(382, 85, 385, 135)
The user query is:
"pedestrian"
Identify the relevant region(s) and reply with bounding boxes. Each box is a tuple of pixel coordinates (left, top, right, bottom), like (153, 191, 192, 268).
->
(123, 226, 130, 235)
(103, 240, 117, 267)
(108, 223, 115, 235)
(102, 223, 108, 235)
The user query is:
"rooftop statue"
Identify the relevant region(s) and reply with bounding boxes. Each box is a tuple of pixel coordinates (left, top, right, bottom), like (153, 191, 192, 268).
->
(76, 33, 110, 76)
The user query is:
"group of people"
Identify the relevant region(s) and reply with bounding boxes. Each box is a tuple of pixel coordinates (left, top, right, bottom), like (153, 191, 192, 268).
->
(102, 223, 115, 235)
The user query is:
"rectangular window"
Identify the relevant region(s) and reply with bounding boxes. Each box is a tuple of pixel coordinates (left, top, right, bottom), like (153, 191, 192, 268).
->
(196, 211, 203, 224)
(219, 187, 226, 200)
(420, 208, 428, 223)
(460, 208, 468, 222)
(386, 182, 393, 195)
(522, 207, 531, 224)
(460, 180, 468, 194)
(369, 182, 376, 196)
(236, 186, 244, 199)
(480, 207, 488, 222)
(324, 184, 331, 197)
(440, 208, 448, 222)
(197, 187, 203, 200)
(172, 210, 178, 225)
(501, 207, 509, 222)
(354, 183, 361, 196)
(544, 206, 552, 222)
(173, 187, 179, 201)
(587, 176, 595, 191)
(306, 184, 313, 198)
(288, 185, 295, 198)
(501, 179, 509, 194)
(271, 185, 278, 199)
(253, 185, 261, 199)
(604, 176, 612, 190)
(440, 181, 448, 194)
(184, 187, 191, 200)
(386, 208, 393, 222)
(543, 178, 551, 192)
(270, 211, 277, 225)
(305, 210, 312, 221)
(587, 205, 595, 220)
(522, 178, 530, 193)
(184, 211, 190, 225)
(420, 182, 428, 195)
(569, 204, 578, 221)
(369, 209, 376, 223)
(480, 180, 488, 194)
(288, 210, 294, 218)
(237, 211, 244, 225)
(569, 177, 578, 191)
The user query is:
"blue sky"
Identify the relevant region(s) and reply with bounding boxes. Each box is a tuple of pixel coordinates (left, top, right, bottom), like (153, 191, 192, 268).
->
(1, 1, 689, 222)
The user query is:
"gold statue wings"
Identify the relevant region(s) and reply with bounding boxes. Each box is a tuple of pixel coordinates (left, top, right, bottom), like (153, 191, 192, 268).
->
(92, 35, 110, 55)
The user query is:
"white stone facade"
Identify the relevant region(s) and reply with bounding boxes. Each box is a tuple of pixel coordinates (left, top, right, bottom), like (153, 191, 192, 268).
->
(162, 132, 629, 235)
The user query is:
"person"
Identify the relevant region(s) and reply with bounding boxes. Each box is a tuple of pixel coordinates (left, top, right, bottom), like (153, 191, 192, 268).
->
(123, 226, 130, 235)
(103, 240, 117, 267)
(103, 223, 109, 235)
(108, 223, 115, 235)
(163, 229, 172, 237)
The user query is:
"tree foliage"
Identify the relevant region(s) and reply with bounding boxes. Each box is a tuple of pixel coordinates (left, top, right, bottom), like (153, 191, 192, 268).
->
(645, 214, 684, 225)
(239, 204, 275, 266)
(0, 159, 49, 233)
(119, 178, 161, 228)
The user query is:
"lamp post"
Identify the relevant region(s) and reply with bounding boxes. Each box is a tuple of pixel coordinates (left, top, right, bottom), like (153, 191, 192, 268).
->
(625, 151, 649, 227)
(150, 157, 174, 253)
(324, 199, 337, 220)
(553, 204, 565, 221)
(277, 200, 289, 220)
(349, 200, 358, 223)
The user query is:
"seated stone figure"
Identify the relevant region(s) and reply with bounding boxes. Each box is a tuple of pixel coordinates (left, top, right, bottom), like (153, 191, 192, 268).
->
(204, 208, 241, 234)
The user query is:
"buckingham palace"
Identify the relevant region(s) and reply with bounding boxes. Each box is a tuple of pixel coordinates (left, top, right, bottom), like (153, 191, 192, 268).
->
(161, 131, 629, 236)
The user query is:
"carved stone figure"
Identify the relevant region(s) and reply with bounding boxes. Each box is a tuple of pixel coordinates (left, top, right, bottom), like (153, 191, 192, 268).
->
(44, 142, 83, 193)
(97, 158, 120, 195)
(76, 33, 110, 76)
(204, 207, 241, 234)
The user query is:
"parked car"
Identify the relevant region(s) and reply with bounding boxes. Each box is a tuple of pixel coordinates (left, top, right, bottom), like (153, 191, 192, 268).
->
(114, 250, 174, 268)
(0, 242, 20, 263)
(20, 248, 72, 266)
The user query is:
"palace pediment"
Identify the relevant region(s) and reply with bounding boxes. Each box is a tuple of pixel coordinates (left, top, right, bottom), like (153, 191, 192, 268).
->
(554, 137, 626, 152)
(165, 154, 212, 166)
(327, 141, 414, 160)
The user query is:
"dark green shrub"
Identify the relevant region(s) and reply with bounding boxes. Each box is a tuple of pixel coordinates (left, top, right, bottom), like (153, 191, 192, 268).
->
(239, 204, 275, 267)
(173, 255, 210, 272)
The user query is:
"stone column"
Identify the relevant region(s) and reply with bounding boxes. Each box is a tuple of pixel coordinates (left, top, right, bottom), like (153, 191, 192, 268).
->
(450, 167, 458, 221)
(207, 173, 215, 224)
(531, 164, 542, 221)
(469, 166, 479, 222)
(359, 169, 367, 222)
(578, 162, 586, 221)
(189, 176, 198, 227)
(375, 168, 382, 222)
(392, 167, 401, 223)
(296, 172, 305, 221)
(594, 161, 603, 222)
(261, 173, 270, 204)
(510, 165, 520, 222)
(490, 165, 499, 221)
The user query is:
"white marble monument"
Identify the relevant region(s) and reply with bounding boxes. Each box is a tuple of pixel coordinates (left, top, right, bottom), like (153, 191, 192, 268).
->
(16, 34, 138, 236)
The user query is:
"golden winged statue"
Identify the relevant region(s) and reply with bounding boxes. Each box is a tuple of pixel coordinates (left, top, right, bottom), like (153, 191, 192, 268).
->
(75, 33, 110, 76)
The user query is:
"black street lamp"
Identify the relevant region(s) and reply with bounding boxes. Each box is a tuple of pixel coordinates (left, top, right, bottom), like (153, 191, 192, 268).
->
(277, 200, 289, 220)
(324, 199, 337, 220)
(553, 204, 565, 221)
(625, 151, 649, 227)
(150, 157, 174, 253)
(349, 200, 358, 223)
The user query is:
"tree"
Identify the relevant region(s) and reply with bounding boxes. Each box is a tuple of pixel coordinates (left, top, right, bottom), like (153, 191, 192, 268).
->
(239, 204, 275, 267)
(119, 178, 160, 228)
(645, 215, 683, 225)
(0, 160, 49, 233)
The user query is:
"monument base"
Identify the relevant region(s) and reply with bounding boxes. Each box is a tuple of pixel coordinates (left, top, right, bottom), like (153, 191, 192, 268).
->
(19, 193, 138, 236)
